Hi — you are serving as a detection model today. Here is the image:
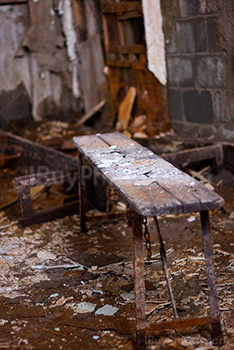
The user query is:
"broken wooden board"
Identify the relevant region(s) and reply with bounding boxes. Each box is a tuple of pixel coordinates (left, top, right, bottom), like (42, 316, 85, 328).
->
(73, 132, 224, 216)
(116, 86, 136, 131)
(76, 100, 106, 127)
(0, 130, 77, 170)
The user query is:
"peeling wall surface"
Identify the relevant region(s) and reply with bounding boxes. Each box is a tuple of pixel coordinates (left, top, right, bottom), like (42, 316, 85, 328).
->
(0, 0, 80, 126)
(142, 0, 167, 86)
(0, 4, 31, 127)
(161, 0, 234, 141)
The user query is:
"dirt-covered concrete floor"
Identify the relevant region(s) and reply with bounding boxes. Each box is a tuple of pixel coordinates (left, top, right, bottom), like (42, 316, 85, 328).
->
(0, 167, 233, 350)
(0, 121, 234, 350)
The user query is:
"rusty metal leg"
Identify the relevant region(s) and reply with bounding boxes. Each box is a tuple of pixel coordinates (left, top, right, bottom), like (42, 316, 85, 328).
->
(132, 211, 146, 350)
(200, 210, 224, 347)
(106, 184, 111, 218)
(78, 153, 86, 233)
(154, 216, 179, 320)
(17, 184, 33, 219)
(126, 203, 132, 227)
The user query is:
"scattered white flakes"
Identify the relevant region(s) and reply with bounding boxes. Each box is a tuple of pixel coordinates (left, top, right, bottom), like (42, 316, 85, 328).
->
(37, 250, 56, 260)
(91, 266, 98, 271)
(189, 181, 195, 186)
(0, 319, 8, 325)
(93, 336, 99, 340)
(31, 265, 44, 270)
(92, 289, 105, 295)
(0, 247, 7, 254)
(187, 215, 196, 223)
(49, 293, 59, 299)
(67, 302, 96, 314)
(121, 293, 134, 301)
(95, 305, 119, 316)
(133, 178, 155, 186)
(54, 328, 60, 332)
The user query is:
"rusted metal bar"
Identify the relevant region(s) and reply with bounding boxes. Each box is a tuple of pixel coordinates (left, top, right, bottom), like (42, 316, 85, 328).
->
(106, 184, 111, 217)
(144, 316, 218, 335)
(78, 153, 87, 233)
(126, 203, 132, 227)
(131, 211, 146, 350)
(17, 185, 33, 219)
(200, 210, 224, 347)
(154, 216, 179, 320)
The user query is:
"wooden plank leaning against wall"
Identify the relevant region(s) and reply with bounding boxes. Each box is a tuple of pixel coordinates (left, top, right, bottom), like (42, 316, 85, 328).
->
(101, 0, 171, 136)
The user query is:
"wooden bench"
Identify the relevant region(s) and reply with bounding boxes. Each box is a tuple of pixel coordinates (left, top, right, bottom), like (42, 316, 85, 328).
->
(73, 132, 224, 349)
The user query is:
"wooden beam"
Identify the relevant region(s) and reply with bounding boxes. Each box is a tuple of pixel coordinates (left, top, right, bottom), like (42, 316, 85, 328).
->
(117, 44, 145, 55)
(101, 1, 142, 14)
(76, 100, 106, 127)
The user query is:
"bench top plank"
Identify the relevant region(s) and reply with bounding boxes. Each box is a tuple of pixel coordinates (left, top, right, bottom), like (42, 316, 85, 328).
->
(73, 133, 224, 216)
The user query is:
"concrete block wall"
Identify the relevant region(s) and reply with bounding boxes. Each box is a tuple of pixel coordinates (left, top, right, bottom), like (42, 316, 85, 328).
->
(161, 0, 234, 141)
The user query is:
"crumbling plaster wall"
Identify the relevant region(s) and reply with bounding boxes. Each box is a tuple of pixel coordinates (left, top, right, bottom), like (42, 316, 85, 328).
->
(161, 0, 234, 141)
(0, 4, 31, 128)
(0, 0, 81, 128)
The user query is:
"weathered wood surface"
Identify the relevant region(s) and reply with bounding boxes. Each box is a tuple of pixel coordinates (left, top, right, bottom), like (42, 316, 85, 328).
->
(73, 133, 224, 216)
(0, 130, 77, 170)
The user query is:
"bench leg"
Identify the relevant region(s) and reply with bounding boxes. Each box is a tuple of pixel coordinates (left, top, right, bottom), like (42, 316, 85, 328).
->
(132, 211, 146, 350)
(78, 153, 87, 233)
(154, 216, 179, 320)
(200, 210, 224, 347)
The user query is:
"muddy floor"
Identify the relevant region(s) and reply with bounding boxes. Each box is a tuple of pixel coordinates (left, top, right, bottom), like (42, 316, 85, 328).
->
(0, 164, 234, 349)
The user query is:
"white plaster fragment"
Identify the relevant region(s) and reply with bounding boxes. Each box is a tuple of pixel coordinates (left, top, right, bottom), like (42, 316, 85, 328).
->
(62, 0, 80, 98)
(142, 0, 167, 85)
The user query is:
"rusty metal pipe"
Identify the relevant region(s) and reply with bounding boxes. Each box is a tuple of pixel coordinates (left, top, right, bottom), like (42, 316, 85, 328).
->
(154, 216, 179, 320)
(78, 152, 87, 233)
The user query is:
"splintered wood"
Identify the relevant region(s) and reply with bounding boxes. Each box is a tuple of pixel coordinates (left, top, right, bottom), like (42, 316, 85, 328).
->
(116, 86, 136, 132)
(101, 0, 171, 136)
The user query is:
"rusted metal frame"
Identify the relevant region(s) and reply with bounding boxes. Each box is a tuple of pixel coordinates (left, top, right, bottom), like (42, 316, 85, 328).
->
(154, 216, 179, 320)
(144, 316, 219, 335)
(131, 210, 146, 350)
(200, 210, 224, 347)
(78, 152, 87, 233)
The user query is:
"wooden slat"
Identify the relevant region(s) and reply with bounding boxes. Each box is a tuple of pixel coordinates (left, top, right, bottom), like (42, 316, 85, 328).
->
(73, 133, 224, 216)
(101, 1, 142, 14)
(118, 10, 142, 20)
(100, 133, 224, 212)
(73, 135, 182, 216)
(118, 44, 145, 55)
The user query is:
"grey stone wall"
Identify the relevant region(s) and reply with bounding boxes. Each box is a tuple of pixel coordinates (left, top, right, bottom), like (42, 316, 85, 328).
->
(161, 0, 234, 141)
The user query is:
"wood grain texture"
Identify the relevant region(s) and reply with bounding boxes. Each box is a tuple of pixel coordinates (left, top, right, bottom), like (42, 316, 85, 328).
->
(73, 132, 224, 216)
